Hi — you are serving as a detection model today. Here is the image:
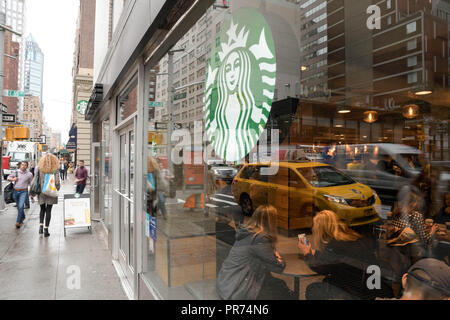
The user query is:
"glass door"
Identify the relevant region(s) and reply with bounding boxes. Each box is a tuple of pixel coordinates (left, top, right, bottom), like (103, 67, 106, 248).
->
(91, 143, 102, 220)
(117, 125, 135, 285)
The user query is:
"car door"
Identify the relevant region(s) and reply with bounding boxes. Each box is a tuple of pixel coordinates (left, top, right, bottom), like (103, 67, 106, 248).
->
(267, 166, 290, 230)
(288, 169, 314, 229)
(248, 165, 270, 211)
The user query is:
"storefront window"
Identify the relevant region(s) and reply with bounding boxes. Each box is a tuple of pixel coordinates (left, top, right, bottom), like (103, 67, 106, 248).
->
(117, 76, 138, 124)
(140, 0, 450, 300)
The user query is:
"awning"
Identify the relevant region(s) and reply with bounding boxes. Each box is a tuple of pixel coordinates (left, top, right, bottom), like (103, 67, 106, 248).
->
(85, 83, 103, 121)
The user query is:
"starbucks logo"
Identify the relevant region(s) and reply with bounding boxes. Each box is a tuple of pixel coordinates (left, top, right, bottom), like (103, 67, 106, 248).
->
(204, 9, 276, 162)
(77, 100, 88, 115)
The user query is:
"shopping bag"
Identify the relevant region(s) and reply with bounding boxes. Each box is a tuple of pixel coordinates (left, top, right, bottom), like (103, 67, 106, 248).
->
(4, 182, 15, 204)
(30, 171, 41, 196)
(42, 173, 58, 198)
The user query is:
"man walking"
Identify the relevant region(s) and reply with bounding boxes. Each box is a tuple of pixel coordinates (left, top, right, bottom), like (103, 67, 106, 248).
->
(8, 161, 33, 228)
(59, 158, 66, 181)
(75, 160, 88, 194)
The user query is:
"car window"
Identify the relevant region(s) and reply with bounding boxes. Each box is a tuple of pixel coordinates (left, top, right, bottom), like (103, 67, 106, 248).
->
(298, 166, 355, 187)
(241, 165, 256, 179)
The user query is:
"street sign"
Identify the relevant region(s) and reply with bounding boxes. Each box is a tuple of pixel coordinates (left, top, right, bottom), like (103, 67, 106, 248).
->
(173, 123, 182, 130)
(173, 92, 186, 101)
(2, 113, 15, 123)
(30, 137, 43, 143)
(1, 103, 8, 113)
(155, 122, 168, 130)
(3, 90, 25, 98)
(149, 101, 164, 108)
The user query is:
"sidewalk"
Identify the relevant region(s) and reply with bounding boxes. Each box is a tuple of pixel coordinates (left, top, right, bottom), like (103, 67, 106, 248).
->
(0, 175, 127, 300)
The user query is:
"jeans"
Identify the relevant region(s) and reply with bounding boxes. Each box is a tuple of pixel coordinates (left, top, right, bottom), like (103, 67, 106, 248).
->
(13, 190, 28, 223)
(158, 193, 167, 216)
(76, 184, 86, 194)
(60, 169, 65, 180)
(63, 169, 68, 180)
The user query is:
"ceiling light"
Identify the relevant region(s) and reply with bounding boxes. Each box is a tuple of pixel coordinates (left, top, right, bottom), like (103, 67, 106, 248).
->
(363, 111, 378, 123)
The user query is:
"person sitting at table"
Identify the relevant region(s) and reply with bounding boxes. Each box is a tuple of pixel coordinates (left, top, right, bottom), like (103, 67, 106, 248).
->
(390, 186, 438, 264)
(434, 192, 450, 224)
(297, 210, 394, 300)
(216, 205, 296, 300)
(377, 258, 450, 300)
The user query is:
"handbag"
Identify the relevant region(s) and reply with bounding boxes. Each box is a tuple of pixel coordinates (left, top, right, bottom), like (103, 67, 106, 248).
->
(4, 181, 15, 204)
(30, 170, 41, 195)
(41, 172, 58, 198)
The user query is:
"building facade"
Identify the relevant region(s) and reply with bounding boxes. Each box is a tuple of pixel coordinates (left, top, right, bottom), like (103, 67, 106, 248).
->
(3, 29, 20, 115)
(71, 0, 96, 168)
(1, 0, 26, 121)
(86, 0, 450, 300)
(23, 95, 42, 138)
(23, 34, 44, 110)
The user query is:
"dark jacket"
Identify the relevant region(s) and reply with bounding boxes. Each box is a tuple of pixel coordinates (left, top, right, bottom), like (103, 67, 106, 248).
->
(305, 237, 393, 299)
(435, 206, 450, 224)
(216, 226, 285, 300)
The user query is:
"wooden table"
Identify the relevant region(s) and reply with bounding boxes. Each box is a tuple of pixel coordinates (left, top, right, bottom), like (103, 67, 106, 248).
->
(273, 253, 319, 299)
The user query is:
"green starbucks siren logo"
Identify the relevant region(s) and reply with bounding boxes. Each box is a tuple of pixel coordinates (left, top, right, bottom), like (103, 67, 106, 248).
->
(204, 8, 276, 162)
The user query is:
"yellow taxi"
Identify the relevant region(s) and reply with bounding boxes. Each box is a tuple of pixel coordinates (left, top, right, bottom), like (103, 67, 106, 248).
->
(232, 161, 381, 231)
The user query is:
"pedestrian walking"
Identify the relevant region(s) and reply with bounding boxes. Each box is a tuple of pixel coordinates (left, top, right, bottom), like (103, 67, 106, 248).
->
(59, 158, 66, 181)
(74, 160, 88, 194)
(32, 154, 61, 237)
(63, 160, 68, 180)
(7, 161, 33, 228)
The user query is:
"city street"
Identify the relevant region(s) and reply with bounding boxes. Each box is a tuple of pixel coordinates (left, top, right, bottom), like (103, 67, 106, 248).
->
(0, 175, 127, 300)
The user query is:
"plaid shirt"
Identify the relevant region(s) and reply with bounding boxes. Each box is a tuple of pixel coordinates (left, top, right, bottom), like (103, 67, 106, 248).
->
(392, 211, 431, 245)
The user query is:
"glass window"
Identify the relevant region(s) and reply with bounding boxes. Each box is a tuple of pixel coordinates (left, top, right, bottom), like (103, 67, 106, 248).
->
(407, 39, 417, 50)
(139, 0, 450, 301)
(407, 56, 417, 67)
(407, 22, 417, 34)
(117, 76, 138, 124)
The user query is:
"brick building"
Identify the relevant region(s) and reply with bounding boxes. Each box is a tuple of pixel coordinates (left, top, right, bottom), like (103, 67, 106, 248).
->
(3, 29, 20, 115)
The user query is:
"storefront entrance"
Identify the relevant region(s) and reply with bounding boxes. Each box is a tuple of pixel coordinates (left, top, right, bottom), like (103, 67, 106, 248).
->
(115, 123, 136, 288)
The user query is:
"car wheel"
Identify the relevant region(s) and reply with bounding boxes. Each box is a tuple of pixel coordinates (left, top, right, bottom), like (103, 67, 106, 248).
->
(240, 194, 253, 217)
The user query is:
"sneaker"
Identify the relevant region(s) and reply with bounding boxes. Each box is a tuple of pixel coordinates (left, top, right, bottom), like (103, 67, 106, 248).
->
(15, 222, 21, 228)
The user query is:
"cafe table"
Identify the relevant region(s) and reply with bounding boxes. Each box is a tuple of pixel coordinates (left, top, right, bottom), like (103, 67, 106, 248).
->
(273, 253, 319, 299)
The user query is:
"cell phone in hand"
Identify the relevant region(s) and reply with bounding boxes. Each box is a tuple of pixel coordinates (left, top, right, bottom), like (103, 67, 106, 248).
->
(298, 233, 308, 246)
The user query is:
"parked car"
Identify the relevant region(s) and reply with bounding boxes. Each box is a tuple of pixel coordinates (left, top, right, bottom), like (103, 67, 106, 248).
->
(232, 161, 381, 231)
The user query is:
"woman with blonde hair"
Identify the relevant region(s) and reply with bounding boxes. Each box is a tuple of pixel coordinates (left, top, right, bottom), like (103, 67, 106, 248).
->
(217, 205, 295, 300)
(32, 153, 61, 237)
(298, 210, 393, 299)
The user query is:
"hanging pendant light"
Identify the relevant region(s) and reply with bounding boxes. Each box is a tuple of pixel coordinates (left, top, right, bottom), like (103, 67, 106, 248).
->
(402, 104, 419, 119)
(363, 111, 378, 123)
